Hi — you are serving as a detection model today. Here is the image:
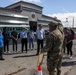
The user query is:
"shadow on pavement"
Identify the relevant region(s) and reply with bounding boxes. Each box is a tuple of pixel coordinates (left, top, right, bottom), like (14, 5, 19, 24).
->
(62, 61, 76, 66)
(13, 54, 37, 58)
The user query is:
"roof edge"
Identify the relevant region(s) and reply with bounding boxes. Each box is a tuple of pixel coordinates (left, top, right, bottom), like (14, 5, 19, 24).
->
(5, 1, 43, 9)
(0, 7, 21, 12)
(42, 14, 54, 19)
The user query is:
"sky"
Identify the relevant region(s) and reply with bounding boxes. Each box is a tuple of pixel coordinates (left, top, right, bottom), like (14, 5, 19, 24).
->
(0, 0, 76, 27)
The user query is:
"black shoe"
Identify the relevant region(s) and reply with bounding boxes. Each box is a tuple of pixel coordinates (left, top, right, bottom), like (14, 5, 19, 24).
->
(0, 58, 5, 60)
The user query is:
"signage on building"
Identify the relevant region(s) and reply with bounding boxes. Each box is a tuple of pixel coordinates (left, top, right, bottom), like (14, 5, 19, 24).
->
(31, 12, 36, 21)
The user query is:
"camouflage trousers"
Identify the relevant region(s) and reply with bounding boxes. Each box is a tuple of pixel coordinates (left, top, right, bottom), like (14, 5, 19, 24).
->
(47, 55, 62, 75)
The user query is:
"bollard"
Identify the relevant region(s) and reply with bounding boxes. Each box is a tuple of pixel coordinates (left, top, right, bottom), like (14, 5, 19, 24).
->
(38, 66, 43, 75)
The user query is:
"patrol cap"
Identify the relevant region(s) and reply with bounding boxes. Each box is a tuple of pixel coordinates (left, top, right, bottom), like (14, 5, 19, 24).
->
(48, 21, 58, 26)
(57, 22, 63, 26)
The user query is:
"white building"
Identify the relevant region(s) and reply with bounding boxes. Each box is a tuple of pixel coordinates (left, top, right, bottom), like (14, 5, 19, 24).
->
(0, 1, 59, 32)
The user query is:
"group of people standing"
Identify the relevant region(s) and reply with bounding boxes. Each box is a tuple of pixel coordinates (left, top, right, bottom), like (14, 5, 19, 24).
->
(0, 24, 45, 60)
(20, 25, 45, 54)
(0, 27, 18, 60)
(19, 24, 45, 54)
(0, 21, 75, 75)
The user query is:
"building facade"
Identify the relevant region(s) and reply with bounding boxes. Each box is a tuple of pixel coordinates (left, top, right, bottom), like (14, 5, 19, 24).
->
(0, 1, 59, 32)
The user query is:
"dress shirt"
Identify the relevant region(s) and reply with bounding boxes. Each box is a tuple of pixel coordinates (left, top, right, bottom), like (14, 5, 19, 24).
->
(20, 31, 27, 38)
(36, 29, 45, 40)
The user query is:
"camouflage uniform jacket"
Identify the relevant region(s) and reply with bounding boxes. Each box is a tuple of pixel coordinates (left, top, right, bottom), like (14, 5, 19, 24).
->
(41, 29, 64, 59)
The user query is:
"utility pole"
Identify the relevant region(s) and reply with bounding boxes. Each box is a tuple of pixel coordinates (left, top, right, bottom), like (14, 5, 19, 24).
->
(66, 18, 68, 27)
(72, 17, 74, 28)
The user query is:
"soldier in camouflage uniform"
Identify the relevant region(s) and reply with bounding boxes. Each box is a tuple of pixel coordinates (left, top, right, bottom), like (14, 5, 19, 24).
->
(39, 21, 64, 75)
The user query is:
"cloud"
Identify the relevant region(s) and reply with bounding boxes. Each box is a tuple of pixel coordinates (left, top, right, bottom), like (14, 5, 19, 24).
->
(62, 8, 69, 13)
(11, 0, 41, 3)
(62, 8, 66, 11)
(47, 12, 76, 27)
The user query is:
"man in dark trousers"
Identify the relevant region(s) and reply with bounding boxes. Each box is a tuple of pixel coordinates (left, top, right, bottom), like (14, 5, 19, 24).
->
(2, 27, 10, 53)
(11, 28, 18, 52)
(36, 24, 45, 55)
(20, 28, 28, 53)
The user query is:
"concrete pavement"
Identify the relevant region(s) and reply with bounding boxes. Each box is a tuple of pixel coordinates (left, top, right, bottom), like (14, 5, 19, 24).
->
(0, 40, 76, 75)
(66, 65, 76, 75)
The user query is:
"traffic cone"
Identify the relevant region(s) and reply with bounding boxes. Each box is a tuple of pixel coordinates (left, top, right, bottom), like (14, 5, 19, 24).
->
(38, 66, 43, 75)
